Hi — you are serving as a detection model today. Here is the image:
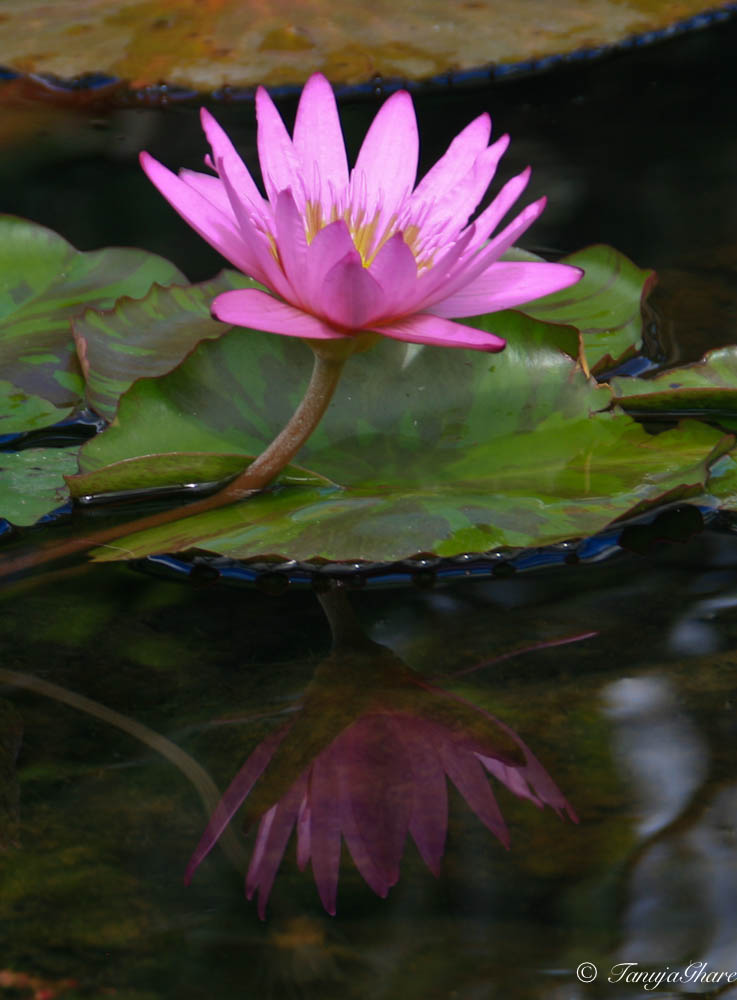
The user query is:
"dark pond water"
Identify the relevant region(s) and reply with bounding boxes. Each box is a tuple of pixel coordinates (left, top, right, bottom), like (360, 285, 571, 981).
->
(2, 16, 737, 1000)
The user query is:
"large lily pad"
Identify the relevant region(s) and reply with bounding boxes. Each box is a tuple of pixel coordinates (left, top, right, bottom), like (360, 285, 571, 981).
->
(81, 315, 731, 562)
(0, 1, 728, 92)
(0, 215, 185, 432)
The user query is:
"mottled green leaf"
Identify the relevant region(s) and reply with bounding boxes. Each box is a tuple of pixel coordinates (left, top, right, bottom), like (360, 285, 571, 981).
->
(522, 244, 654, 374)
(88, 419, 730, 563)
(0, 448, 77, 526)
(0, 215, 184, 429)
(72, 301, 731, 561)
(74, 270, 258, 421)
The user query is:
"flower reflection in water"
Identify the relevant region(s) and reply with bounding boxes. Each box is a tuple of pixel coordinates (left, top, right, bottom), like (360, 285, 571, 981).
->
(186, 593, 577, 917)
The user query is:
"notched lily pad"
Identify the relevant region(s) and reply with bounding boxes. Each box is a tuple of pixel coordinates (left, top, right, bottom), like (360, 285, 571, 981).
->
(0, 215, 185, 430)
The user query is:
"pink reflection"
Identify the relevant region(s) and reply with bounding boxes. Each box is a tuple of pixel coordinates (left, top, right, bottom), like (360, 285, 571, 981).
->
(186, 655, 576, 917)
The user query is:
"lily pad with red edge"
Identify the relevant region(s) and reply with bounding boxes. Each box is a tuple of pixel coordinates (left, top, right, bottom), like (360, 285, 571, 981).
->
(0, 215, 185, 433)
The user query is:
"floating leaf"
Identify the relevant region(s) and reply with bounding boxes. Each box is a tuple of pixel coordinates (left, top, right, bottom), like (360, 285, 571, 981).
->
(74, 271, 258, 421)
(87, 418, 730, 564)
(0, 215, 185, 429)
(0, 0, 725, 92)
(523, 245, 654, 375)
(613, 346, 737, 429)
(74, 305, 732, 562)
(0, 448, 77, 526)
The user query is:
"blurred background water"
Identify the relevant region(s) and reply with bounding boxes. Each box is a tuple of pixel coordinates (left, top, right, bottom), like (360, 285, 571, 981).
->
(2, 13, 737, 1000)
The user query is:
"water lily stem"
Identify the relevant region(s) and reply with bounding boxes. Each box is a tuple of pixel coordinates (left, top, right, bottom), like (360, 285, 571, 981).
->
(0, 351, 345, 581)
(219, 352, 345, 500)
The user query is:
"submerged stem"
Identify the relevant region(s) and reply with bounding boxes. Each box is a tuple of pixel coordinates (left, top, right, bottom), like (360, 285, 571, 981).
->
(0, 350, 346, 581)
(0, 666, 249, 873)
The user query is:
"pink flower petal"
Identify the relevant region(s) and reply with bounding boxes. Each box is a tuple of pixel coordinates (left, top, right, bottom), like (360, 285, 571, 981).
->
(429, 261, 584, 318)
(366, 232, 417, 314)
(293, 73, 349, 203)
(303, 219, 358, 303)
(422, 197, 548, 311)
(352, 90, 418, 248)
(320, 251, 386, 329)
(185, 722, 292, 884)
(420, 136, 511, 245)
(140, 151, 257, 275)
(468, 167, 532, 248)
(274, 189, 311, 310)
(256, 85, 303, 206)
(212, 288, 349, 340)
(371, 313, 505, 352)
(410, 113, 492, 206)
(309, 750, 343, 915)
(213, 154, 295, 300)
(200, 107, 269, 226)
(179, 169, 235, 219)
(404, 225, 478, 312)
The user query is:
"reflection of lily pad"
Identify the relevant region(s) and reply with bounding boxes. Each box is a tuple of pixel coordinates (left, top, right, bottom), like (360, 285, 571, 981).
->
(0, 215, 184, 430)
(0, 448, 78, 526)
(0, 1, 728, 92)
(613, 346, 737, 429)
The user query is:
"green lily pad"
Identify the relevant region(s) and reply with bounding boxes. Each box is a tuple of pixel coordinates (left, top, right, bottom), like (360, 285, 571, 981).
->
(522, 244, 654, 375)
(613, 345, 737, 429)
(0, 215, 184, 429)
(74, 271, 258, 422)
(0, 448, 77, 526)
(77, 307, 731, 562)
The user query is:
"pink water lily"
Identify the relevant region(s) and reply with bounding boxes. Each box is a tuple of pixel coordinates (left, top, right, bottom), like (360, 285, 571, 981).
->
(141, 74, 582, 354)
